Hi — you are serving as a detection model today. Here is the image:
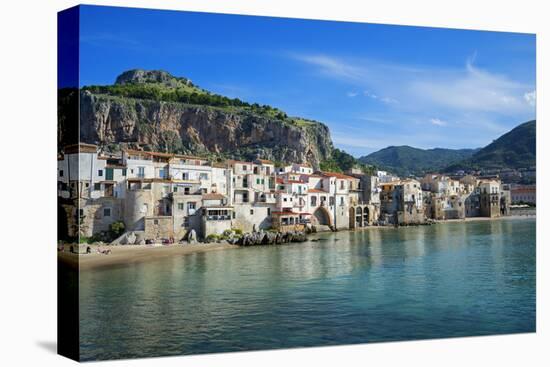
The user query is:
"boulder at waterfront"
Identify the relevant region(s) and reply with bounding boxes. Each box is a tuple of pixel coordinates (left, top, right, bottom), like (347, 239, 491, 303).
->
(237, 230, 308, 247)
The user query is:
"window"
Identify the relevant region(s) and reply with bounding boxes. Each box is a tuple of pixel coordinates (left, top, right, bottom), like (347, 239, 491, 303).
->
(256, 178, 260, 185)
(94, 183, 101, 191)
(311, 196, 317, 206)
(98, 169, 103, 177)
(243, 165, 247, 171)
(103, 208, 111, 217)
(154, 219, 159, 225)
(122, 168, 127, 176)
(187, 202, 196, 215)
(329, 197, 335, 206)
(173, 186, 178, 192)
(184, 187, 190, 195)
(159, 168, 166, 179)
(79, 209, 84, 217)
(178, 203, 184, 210)
(267, 208, 271, 216)
(232, 212, 236, 219)
(85, 183, 89, 188)
(199, 173, 208, 180)
(340, 197, 344, 206)
(59, 170, 64, 177)
(340, 180, 345, 190)
(250, 209, 254, 215)
(138, 166, 145, 178)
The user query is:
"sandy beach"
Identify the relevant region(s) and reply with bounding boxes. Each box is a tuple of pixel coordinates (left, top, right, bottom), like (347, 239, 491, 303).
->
(58, 242, 237, 270)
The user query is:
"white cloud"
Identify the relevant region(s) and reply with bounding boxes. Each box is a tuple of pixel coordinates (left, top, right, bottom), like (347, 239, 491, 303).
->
(364, 91, 378, 99)
(524, 90, 536, 106)
(380, 96, 398, 104)
(363, 91, 398, 104)
(291, 52, 535, 131)
(409, 60, 530, 114)
(430, 118, 447, 126)
(347, 91, 358, 97)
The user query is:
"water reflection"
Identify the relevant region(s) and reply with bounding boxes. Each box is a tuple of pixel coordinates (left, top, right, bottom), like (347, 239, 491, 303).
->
(77, 218, 536, 361)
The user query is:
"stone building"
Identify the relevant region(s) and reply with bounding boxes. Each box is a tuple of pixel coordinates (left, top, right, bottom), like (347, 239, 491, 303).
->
(479, 179, 502, 218)
(511, 185, 536, 205)
(380, 180, 425, 225)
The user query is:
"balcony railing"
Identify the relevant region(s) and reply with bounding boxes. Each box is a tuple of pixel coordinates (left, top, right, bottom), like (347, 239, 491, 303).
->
(206, 215, 231, 221)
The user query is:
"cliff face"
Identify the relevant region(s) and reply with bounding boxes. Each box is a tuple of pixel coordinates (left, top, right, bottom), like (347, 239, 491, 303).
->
(79, 90, 333, 168)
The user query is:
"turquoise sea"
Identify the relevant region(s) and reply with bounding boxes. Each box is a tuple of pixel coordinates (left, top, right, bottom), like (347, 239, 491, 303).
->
(75, 218, 536, 361)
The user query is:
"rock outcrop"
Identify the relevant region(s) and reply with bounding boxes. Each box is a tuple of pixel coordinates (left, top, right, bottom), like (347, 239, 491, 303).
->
(76, 70, 334, 168)
(237, 230, 307, 246)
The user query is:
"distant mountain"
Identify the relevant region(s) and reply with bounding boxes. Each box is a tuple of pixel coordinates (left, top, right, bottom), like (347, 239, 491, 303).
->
(358, 146, 479, 176)
(445, 120, 536, 172)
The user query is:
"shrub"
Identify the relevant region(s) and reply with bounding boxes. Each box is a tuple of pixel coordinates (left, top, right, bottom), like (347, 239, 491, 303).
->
(206, 234, 220, 242)
(109, 221, 126, 238)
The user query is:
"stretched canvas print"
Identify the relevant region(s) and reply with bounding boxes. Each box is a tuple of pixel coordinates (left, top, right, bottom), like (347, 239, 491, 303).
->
(57, 4, 536, 362)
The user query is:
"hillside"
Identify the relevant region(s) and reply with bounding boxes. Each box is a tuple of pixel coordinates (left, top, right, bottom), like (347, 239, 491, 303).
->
(63, 69, 340, 169)
(445, 120, 536, 172)
(358, 146, 479, 176)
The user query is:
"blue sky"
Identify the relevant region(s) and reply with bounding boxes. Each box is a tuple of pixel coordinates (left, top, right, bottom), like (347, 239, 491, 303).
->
(77, 5, 536, 157)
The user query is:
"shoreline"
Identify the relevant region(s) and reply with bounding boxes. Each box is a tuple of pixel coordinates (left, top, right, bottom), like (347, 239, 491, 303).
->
(60, 214, 535, 271)
(58, 242, 236, 270)
(435, 214, 535, 224)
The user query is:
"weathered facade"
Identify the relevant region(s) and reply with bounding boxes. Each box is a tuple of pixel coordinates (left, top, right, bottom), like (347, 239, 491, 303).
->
(58, 145, 513, 242)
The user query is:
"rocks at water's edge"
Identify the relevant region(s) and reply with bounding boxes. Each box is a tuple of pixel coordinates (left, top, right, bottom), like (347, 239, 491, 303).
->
(237, 230, 308, 247)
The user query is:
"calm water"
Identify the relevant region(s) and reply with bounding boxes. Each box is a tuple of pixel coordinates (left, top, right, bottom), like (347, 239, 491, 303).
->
(77, 219, 536, 361)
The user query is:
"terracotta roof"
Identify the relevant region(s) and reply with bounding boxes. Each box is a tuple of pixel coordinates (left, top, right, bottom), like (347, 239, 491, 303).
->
(202, 193, 226, 200)
(256, 159, 274, 164)
(512, 188, 536, 193)
(319, 171, 355, 180)
(308, 189, 327, 193)
(211, 162, 228, 168)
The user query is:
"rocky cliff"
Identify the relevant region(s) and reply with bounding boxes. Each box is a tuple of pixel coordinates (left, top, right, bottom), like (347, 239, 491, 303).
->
(76, 70, 334, 168)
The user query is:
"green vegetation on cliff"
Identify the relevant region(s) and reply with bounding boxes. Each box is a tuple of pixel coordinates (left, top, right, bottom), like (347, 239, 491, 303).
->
(74, 69, 370, 172)
(83, 69, 309, 128)
(321, 148, 375, 174)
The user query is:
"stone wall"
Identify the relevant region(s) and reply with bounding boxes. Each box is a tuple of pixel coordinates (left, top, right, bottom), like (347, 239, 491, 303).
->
(144, 216, 173, 240)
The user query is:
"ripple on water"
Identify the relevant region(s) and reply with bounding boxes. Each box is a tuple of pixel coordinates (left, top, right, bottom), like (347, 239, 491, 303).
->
(74, 219, 536, 361)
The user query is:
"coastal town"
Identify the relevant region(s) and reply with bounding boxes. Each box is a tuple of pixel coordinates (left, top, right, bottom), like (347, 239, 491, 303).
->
(57, 143, 535, 247)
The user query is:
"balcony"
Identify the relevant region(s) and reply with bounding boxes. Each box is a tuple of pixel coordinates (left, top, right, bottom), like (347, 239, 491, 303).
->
(206, 215, 231, 221)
